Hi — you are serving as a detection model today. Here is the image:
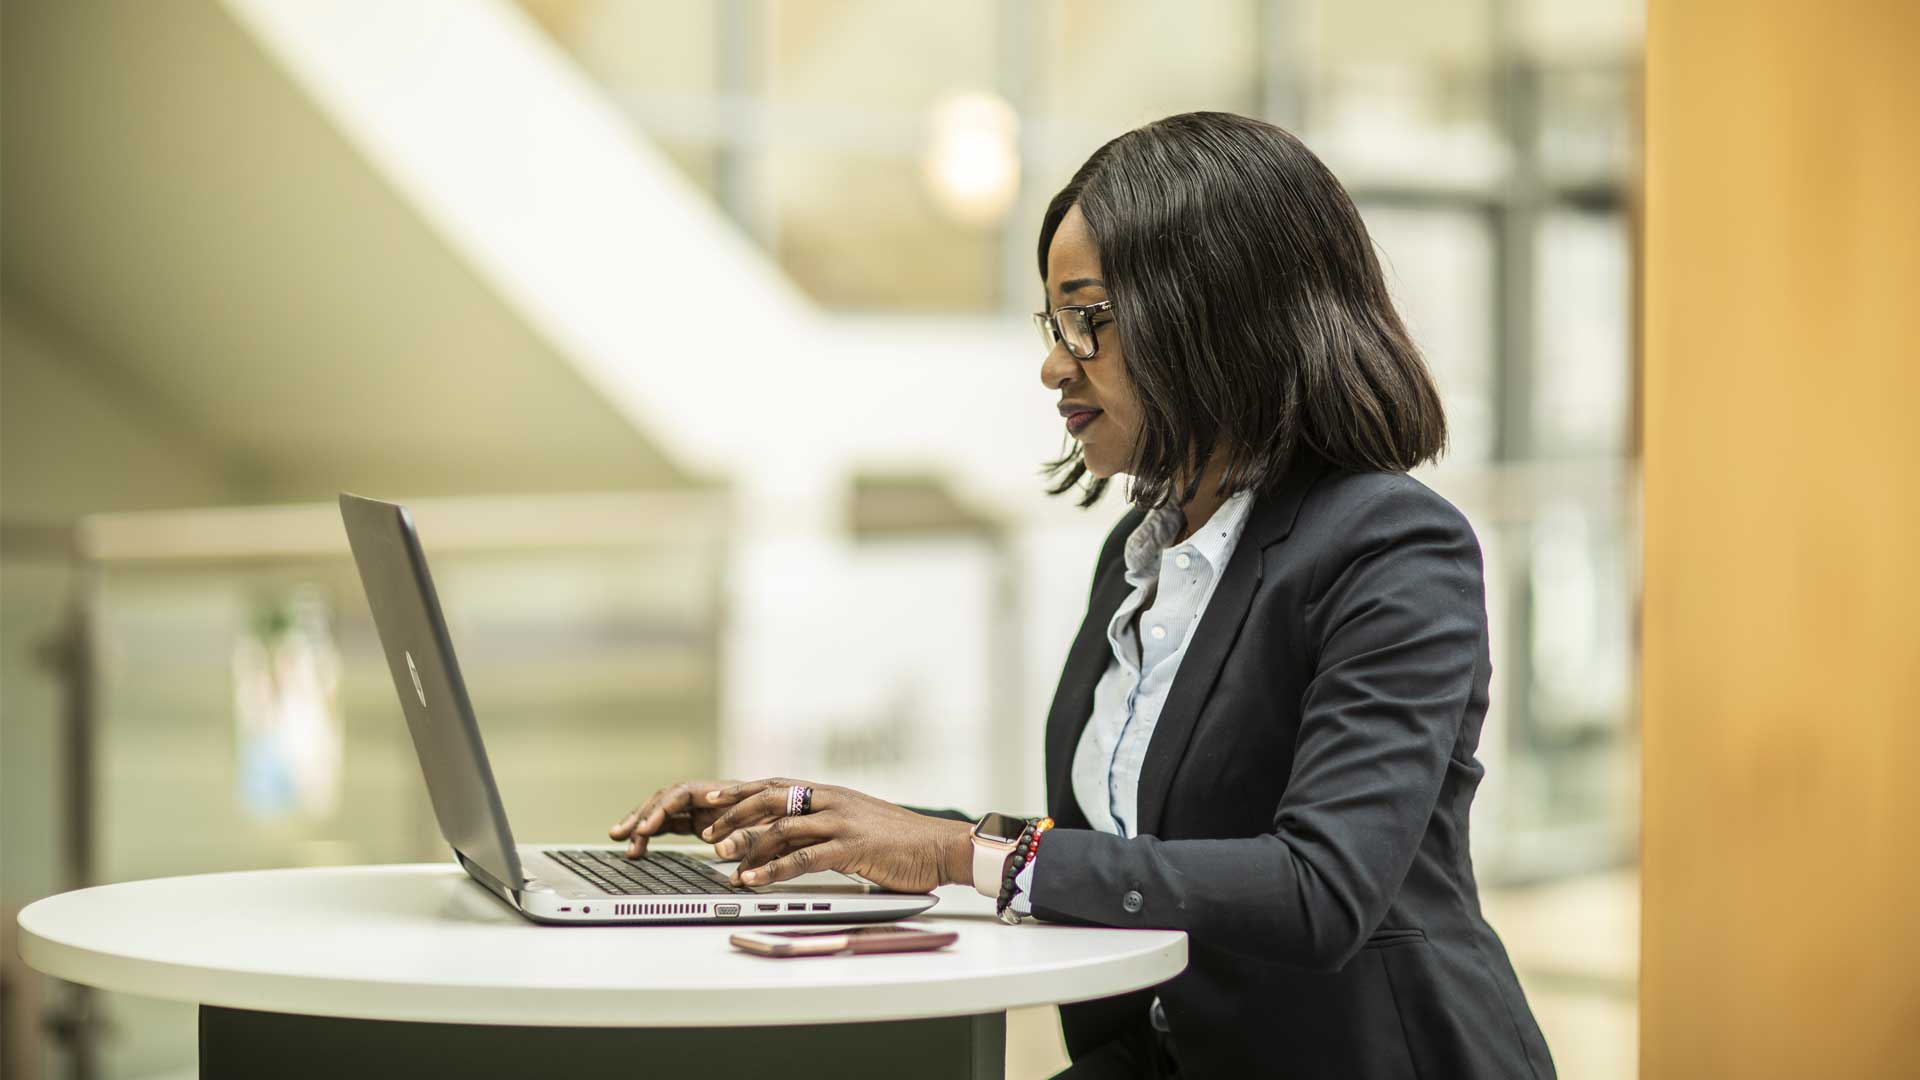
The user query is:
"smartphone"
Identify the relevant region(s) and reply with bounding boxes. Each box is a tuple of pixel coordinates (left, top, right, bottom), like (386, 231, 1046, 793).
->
(729, 924, 958, 958)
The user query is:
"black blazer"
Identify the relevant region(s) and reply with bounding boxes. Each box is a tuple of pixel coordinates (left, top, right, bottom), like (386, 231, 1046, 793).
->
(1031, 453, 1556, 1079)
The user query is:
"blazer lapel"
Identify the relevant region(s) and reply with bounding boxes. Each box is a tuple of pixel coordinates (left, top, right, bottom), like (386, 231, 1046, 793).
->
(1044, 556, 1132, 824)
(1132, 452, 1331, 837)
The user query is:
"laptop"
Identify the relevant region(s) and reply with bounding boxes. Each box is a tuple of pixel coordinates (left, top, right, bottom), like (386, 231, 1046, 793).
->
(339, 493, 937, 925)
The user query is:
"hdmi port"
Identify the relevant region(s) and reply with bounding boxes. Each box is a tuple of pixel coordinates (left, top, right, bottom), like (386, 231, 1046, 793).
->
(756, 903, 779, 912)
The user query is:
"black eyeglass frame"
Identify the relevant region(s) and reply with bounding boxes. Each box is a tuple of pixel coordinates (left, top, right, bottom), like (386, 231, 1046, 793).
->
(1033, 300, 1115, 360)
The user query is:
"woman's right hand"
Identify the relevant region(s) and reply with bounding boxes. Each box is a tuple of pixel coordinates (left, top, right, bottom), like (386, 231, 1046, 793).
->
(608, 780, 740, 858)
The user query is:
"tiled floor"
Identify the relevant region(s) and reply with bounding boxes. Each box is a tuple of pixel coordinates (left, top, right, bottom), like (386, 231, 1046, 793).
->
(1007, 869, 1640, 1079)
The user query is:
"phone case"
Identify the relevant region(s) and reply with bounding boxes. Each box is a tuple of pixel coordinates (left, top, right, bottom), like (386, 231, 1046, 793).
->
(730, 926, 958, 958)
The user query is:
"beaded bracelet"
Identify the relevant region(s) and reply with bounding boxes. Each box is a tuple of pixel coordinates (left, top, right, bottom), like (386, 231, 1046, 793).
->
(995, 817, 1053, 920)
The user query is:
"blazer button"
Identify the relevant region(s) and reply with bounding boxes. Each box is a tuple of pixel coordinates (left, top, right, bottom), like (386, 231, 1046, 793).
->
(1122, 890, 1144, 914)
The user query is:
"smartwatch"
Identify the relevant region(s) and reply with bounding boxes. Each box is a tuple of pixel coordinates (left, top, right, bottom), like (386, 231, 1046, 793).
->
(969, 812, 1027, 898)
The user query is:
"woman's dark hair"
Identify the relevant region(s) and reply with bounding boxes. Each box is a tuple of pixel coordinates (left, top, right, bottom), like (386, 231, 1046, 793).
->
(1039, 111, 1447, 509)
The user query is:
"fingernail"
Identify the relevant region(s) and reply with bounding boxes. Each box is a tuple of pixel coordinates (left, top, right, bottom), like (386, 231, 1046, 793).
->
(716, 839, 736, 858)
(743, 869, 765, 884)
(701, 826, 714, 840)
(704, 790, 723, 801)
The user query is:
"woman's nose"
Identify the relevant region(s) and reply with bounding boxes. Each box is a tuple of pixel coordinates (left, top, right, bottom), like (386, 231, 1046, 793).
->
(1039, 342, 1081, 391)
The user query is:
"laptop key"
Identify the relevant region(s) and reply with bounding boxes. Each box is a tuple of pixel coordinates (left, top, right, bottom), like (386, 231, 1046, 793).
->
(554, 850, 754, 895)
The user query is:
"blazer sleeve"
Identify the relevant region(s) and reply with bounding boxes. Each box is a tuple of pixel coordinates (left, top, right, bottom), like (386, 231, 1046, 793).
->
(1027, 480, 1485, 972)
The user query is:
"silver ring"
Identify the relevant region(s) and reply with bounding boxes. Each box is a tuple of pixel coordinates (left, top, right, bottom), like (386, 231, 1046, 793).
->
(785, 784, 813, 816)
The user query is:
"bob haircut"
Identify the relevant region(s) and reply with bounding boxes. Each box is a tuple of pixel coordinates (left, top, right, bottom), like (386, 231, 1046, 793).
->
(1039, 111, 1448, 509)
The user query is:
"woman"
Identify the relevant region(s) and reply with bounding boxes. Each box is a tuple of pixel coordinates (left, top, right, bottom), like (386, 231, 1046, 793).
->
(609, 112, 1555, 1079)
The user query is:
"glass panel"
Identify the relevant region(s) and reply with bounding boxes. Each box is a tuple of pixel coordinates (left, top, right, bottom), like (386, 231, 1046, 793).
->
(1034, 0, 1263, 157)
(92, 550, 720, 883)
(1533, 210, 1631, 458)
(1471, 492, 1638, 877)
(522, 1, 726, 199)
(751, 2, 1007, 309)
(1361, 205, 1498, 463)
(765, 1, 997, 113)
(1018, 0, 1264, 293)
(1513, 0, 1645, 66)
(767, 148, 1002, 310)
(1300, 0, 1504, 191)
(1538, 64, 1636, 187)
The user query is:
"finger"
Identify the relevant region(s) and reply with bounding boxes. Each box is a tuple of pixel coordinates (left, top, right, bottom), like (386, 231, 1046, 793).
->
(716, 824, 794, 876)
(708, 778, 781, 808)
(644, 780, 738, 835)
(731, 834, 827, 883)
(710, 776, 768, 803)
(624, 812, 692, 857)
(617, 784, 691, 855)
(701, 787, 791, 844)
(611, 785, 673, 840)
(610, 802, 647, 840)
(622, 781, 741, 854)
(716, 813, 838, 865)
(742, 840, 847, 887)
(639, 783, 704, 835)
(650, 781, 750, 832)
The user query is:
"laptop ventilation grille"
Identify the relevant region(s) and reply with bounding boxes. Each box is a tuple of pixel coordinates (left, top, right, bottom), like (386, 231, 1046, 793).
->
(612, 902, 709, 917)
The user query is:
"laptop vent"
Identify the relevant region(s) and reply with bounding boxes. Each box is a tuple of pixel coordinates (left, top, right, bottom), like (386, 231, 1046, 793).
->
(612, 902, 710, 917)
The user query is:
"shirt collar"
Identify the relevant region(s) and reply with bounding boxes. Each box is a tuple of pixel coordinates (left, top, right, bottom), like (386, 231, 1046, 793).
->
(1121, 490, 1256, 588)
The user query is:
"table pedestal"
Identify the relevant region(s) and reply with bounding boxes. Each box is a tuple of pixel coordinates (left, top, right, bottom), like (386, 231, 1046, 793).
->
(199, 1005, 1007, 1080)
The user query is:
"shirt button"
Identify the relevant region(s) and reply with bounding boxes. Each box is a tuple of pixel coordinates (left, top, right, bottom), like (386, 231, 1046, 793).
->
(1174, 553, 1191, 570)
(1150, 625, 1166, 640)
(1122, 890, 1144, 913)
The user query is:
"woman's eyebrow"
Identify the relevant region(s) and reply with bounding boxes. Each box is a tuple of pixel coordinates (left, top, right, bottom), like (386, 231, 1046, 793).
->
(1060, 277, 1107, 295)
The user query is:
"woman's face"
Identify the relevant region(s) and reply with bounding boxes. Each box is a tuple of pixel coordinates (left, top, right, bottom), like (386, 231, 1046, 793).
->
(1040, 204, 1142, 479)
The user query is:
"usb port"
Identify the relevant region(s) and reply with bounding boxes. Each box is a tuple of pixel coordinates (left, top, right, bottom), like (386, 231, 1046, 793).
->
(787, 903, 806, 911)
(811, 903, 830, 911)
(756, 903, 779, 912)
(715, 904, 740, 917)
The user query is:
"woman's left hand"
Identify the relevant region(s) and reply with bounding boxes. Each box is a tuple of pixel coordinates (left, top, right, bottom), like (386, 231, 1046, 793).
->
(698, 778, 975, 895)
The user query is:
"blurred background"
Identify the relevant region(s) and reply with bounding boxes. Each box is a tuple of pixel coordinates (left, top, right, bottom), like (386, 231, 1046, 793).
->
(0, 1, 1642, 1077)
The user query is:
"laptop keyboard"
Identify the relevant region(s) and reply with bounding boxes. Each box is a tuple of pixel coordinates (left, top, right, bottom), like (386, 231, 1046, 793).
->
(550, 849, 755, 896)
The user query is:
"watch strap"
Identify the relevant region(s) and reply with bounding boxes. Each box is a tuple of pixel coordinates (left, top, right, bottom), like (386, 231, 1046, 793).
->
(972, 833, 1015, 898)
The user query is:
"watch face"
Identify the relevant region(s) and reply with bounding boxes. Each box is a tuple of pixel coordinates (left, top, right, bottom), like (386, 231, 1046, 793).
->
(975, 812, 1026, 843)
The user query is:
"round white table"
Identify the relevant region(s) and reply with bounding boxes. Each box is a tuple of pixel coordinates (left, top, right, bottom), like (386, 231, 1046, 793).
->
(17, 863, 1187, 1079)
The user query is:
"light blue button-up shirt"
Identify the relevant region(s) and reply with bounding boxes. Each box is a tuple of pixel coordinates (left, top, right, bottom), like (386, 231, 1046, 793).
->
(1012, 491, 1256, 912)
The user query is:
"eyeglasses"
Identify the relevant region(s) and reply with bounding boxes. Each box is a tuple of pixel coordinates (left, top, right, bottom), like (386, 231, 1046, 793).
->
(1033, 300, 1114, 360)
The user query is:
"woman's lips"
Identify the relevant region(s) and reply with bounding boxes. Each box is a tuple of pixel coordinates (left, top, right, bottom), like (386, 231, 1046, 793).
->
(1066, 409, 1102, 435)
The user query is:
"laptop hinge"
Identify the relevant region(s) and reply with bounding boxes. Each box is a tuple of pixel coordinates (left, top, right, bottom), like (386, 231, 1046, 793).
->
(456, 848, 522, 909)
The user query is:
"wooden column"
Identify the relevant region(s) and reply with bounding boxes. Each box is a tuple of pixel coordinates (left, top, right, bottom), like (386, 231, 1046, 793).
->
(1642, 2, 1920, 1076)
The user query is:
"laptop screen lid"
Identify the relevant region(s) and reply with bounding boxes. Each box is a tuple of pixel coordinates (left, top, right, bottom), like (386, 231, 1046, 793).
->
(339, 493, 525, 893)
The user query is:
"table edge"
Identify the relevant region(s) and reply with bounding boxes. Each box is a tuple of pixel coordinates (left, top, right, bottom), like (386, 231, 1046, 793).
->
(16, 875, 1188, 1027)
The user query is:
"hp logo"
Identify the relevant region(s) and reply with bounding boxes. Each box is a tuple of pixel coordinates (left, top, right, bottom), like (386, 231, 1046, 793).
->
(405, 650, 426, 708)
